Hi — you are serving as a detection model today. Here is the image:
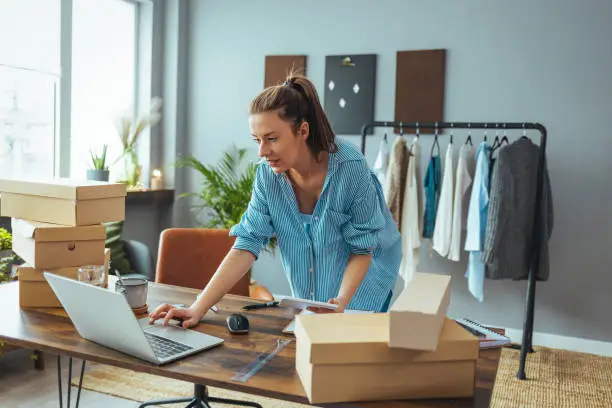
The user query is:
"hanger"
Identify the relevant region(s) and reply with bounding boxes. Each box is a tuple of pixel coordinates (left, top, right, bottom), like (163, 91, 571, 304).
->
(430, 122, 441, 157)
(500, 123, 509, 145)
(383, 122, 388, 142)
(399, 121, 404, 138)
(465, 123, 473, 146)
(449, 123, 454, 144)
(491, 124, 501, 149)
(483, 123, 488, 142)
(521, 123, 529, 140)
(491, 124, 510, 154)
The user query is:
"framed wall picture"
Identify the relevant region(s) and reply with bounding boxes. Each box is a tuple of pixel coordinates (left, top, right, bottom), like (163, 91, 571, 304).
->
(324, 54, 377, 135)
(394, 49, 446, 134)
(264, 55, 307, 88)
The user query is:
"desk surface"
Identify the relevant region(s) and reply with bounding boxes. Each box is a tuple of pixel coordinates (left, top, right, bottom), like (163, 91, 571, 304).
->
(0, 280, 501, 408)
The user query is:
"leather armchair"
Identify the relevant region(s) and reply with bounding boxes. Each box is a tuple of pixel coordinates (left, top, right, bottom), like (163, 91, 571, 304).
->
(155, 228, 273, 300)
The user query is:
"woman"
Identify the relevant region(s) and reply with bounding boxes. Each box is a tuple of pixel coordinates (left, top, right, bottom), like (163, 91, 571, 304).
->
(150, 75, 402, 328)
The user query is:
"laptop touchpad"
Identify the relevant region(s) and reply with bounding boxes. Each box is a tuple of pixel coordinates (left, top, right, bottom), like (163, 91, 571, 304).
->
(140, 319, 219, 348)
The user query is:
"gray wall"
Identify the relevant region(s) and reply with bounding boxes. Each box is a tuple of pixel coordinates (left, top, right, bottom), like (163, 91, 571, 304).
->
(181, 0, 612, 342)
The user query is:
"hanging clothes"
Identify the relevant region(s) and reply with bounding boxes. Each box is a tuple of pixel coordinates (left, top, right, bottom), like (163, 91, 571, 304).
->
(373, 136, 390, 186)
(383, 136, 409, 228)
(422, 151, 441, 239)
(483, 137, 554, 280)
(448, 143, 476, 261)
(464, 141, 492, 302)
(399, 137, 422, 286)
(432, 142, 455, 257)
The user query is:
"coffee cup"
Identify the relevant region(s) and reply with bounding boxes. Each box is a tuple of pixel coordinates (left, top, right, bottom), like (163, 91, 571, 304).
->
(115, 277, 148, 309)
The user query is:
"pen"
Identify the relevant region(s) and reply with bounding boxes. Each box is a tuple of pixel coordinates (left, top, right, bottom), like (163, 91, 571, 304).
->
(242, 301, 279, 311)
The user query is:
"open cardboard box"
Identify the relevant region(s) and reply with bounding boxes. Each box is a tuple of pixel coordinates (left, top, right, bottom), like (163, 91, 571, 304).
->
(294, 314, 479, 404)
(0, 177, 126, 226)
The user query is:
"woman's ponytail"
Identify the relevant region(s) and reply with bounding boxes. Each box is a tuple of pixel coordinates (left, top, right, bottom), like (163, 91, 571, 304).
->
(249, 73, 337, 159)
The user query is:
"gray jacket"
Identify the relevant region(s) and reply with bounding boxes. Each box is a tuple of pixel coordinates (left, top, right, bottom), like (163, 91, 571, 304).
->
(483, 137, 554, 281)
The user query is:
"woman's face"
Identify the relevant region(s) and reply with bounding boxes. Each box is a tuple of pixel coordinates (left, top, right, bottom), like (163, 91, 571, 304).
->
(249, 110, 309, 174)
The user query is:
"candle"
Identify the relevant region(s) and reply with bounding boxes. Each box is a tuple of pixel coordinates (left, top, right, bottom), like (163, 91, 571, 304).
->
(151, 169, 163, 189)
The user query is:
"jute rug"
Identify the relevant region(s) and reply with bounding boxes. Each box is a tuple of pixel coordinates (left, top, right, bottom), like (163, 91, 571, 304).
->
(71, 363, 314, 408)
(490, 347, 612, 408)
(73, 347, 612, 407)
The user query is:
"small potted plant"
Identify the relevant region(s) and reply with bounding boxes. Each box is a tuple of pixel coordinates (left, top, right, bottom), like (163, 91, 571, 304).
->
(87, 144, 110, 181)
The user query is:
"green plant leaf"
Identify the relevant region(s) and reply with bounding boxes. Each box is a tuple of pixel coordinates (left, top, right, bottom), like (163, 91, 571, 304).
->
(175, 145, 273, 255)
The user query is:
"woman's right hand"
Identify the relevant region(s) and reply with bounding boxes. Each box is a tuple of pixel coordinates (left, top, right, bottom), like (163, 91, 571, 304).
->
(148, 303, 204, 329)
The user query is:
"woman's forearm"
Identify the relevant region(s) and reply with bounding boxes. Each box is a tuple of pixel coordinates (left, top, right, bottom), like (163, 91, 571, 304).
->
(337, 253, 373, 306)
(190, 248, 255, 314)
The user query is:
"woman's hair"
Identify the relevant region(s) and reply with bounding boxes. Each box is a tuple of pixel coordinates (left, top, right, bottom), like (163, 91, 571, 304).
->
(249, 73, 337, 158)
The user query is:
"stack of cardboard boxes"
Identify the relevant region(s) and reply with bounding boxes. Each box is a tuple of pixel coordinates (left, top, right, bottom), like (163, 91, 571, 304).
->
(0, 177, 127, 308)
(294, 272, 480, 404)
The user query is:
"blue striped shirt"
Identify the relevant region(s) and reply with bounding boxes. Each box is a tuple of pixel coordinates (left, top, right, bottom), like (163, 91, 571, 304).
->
(229, 139, 402, 312)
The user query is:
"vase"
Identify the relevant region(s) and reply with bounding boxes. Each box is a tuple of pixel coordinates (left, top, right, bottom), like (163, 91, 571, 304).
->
(123, 151, 142, 189)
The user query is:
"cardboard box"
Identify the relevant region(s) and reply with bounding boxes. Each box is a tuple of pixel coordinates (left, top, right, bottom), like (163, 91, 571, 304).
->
(295, 314, 478, 404)
(12, 218, 106, 269)
(388, 272, 451, 351)
(0, 177, 126, 226)
(18, 248, 110, 308)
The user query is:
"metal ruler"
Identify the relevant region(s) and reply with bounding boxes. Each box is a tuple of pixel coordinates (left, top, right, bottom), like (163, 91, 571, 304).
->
(231, 338, 292, 383)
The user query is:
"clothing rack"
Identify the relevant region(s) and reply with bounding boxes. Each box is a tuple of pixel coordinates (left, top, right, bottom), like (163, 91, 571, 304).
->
(360, 121, 548, 381)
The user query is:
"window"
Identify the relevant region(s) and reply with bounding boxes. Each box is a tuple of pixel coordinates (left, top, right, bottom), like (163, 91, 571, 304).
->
(0, 0, 60, 179)
(70, 0, 138, 181)
(0, 0, 147, 181)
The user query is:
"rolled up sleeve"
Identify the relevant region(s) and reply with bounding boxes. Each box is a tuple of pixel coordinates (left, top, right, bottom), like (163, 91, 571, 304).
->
(342, 166, 386, 254)
(229, 165, 274, 259)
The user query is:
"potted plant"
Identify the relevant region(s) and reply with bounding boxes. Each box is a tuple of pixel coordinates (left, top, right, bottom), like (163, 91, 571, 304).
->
(114, 97, 162, 189)
(87, 144, 110, 181)
(0, 227, 22, 283)
(176, 145, 277, 281)
(0, 228, 38, 363)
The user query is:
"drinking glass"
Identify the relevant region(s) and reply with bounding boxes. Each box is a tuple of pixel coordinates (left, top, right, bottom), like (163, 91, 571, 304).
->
(78, 265, 105, 287)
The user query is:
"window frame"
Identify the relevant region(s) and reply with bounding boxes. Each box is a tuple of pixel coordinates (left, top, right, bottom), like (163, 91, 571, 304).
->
(57, 0, 154, 180)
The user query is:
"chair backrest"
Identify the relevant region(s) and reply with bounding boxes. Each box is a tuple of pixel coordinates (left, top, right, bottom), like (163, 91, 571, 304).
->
(155, 228, 250, 296)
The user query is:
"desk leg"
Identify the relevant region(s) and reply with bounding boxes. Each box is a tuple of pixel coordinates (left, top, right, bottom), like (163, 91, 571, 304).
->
(57, 356, 86, 408)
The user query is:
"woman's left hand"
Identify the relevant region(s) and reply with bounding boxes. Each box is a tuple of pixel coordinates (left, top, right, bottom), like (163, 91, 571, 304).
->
(307, 297, 347, 314)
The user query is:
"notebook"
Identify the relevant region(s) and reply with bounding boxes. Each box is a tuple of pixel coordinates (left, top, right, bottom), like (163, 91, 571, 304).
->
(456, 317, 512, 349)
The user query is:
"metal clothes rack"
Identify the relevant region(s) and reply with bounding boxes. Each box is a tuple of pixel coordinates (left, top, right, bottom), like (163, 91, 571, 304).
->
(360, 121, 548, 381)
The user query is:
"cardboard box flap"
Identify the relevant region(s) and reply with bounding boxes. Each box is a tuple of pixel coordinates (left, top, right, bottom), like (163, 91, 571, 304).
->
(390, 272, 451, 315)
(387, 272, 451, 351)
(295, 314, 479, 365)
(12, 218, 107, 242)
(0, 177, 126, 200)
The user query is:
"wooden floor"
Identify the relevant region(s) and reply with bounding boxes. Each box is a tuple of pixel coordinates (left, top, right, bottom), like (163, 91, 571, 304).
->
(0, 349, 137, 408)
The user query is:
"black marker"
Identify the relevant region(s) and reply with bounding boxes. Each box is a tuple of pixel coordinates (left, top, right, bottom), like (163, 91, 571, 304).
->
(242, 301, 279, 311)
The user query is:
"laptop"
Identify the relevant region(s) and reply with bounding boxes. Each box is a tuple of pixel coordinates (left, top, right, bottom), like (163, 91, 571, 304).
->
(44, 272, 224, 365)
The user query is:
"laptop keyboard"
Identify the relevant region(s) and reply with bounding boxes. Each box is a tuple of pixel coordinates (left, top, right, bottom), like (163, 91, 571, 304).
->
(144, 331, 193, 359)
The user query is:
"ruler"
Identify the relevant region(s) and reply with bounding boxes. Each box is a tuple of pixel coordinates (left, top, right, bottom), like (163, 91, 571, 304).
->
(231, 338, 292, 383)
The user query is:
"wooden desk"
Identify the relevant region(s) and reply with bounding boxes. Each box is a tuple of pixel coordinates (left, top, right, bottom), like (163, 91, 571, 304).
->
(0, 280, 501, 407)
